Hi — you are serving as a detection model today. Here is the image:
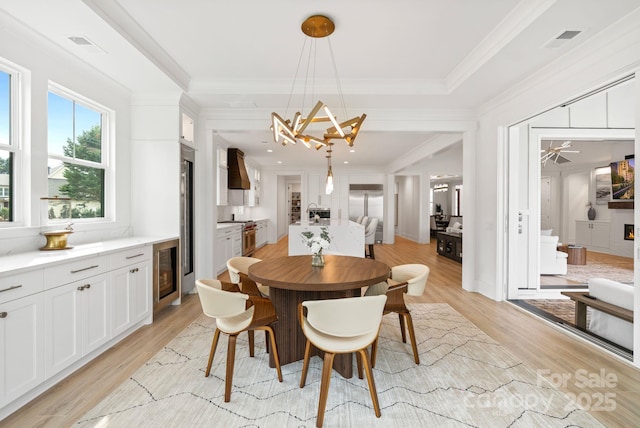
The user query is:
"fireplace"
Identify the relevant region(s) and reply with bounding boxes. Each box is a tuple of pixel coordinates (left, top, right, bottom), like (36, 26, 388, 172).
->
(624, 224, 634, 240)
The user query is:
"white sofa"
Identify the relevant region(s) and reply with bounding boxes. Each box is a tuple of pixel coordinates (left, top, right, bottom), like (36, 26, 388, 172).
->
(588, 278, 634, 350)
(539, 235, 568, 275)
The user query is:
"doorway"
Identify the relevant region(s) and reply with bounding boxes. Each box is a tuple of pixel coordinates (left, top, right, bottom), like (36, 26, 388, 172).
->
(504, 77, 636, 359)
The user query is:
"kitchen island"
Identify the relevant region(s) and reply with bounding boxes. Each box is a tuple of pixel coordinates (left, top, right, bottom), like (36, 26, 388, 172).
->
(289, 219, 365, 257)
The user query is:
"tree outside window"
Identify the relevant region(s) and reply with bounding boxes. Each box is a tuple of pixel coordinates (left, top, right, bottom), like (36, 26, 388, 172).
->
(47, 88, 107, 220)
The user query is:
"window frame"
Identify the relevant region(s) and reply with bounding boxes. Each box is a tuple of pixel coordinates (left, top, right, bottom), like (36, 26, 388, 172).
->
(46, 82, 112, 224)
(0, 59, 24, 227)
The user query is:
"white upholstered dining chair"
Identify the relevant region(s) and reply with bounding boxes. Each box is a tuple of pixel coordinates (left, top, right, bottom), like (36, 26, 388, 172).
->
(227, 256, 269, 297)
(195, 279, 282, 402)
(365, 263, 430, 365)
(298, 295, 387, 427)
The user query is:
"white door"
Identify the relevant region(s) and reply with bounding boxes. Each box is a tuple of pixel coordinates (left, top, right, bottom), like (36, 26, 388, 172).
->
(507, 124, 538, 298)
(540, 177, 551, 230)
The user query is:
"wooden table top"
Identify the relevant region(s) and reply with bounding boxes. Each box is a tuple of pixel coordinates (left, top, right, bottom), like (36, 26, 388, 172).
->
(248, 255, 390, 292)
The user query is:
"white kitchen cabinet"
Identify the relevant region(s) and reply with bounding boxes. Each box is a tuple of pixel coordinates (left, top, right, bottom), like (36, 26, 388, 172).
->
(44, 274, 110, 378)
(232, 232, 242, 257)
(110, 263, 151, 337)
(216, 225, 242, 274)
(0, 239, 160, 420)
(0, 293, 44, 408)
(575, 220, 610, 251)
(248, 167, 261, 207)
(109, 247, 152, 337)
(256, 220, 268, 248)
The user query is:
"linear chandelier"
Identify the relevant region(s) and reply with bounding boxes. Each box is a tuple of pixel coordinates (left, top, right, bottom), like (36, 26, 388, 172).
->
(270, 15, 366, 194)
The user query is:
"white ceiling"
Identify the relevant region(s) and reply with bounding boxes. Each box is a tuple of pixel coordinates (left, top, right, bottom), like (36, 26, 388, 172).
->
(3, 0, 640, 172)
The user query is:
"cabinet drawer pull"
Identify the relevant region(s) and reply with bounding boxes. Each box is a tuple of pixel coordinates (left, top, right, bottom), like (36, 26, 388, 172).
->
(129, 267, 139, 273)
(0, 312, 7, 318)
(0, 285, 23, 293)
(126, 253, 144, 259)
(77, 283, 91, 291)
(70, 265, 99, 274)
(85, 284, 91, 289)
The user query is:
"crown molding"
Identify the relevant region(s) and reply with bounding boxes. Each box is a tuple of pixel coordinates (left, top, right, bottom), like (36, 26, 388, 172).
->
(82, 0, 190, 91)
(478, 6, 640, 120)
(189, 78, 447, 96)
(446, 0, 557, 93)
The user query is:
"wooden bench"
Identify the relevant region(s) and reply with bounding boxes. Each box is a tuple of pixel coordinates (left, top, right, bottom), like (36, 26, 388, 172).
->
(561, 291, 634, 329)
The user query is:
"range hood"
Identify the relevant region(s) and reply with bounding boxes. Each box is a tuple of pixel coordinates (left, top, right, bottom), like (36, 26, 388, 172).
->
(227, 148, 251, 190)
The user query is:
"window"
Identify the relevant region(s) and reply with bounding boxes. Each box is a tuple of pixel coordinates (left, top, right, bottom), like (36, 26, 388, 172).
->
(47, 85, 109, 221)
(0, 65, 15, 223)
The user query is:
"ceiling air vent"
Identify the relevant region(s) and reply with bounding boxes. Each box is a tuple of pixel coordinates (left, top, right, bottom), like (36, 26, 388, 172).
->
(67, 36, 106, 54)
(543, 30, 582, 49)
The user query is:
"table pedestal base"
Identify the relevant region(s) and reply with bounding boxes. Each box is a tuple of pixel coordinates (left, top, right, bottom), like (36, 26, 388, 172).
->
(269, 287, 361, 378)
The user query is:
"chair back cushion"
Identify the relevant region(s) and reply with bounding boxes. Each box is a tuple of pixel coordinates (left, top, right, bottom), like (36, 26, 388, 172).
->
(227, 256, 262, 283)
(303, 295, 387, 338)
(196, 279, 249, 318)
(391, 264, 430, 296)
(365, 218, 379, 244)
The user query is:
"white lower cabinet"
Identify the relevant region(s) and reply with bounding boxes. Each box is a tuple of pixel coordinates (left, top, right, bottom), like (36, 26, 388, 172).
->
(216, 226, 242, 274)
(575, 220, 610, 250)
(0, 241, 159, 419)
(256, 220, 268, 248)
(0, 293, 44, 408)
(110, 251, 151, 337)
(44, 274, 110, 378)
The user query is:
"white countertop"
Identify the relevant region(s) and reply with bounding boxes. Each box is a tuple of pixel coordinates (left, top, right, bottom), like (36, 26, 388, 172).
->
(0, 236, 177, 275)
(296, 219, 361, 227)
(216, 223, 243, 230)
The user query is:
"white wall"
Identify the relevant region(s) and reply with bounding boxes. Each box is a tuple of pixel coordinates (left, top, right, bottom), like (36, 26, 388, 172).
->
(0, 12, 132, 254)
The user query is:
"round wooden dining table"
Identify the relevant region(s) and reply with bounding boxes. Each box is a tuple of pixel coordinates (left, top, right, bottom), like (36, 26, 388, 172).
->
(249, 254, 390, 378)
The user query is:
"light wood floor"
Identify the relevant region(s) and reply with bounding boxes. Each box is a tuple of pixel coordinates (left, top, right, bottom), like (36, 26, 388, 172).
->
(3, 236, 639, 427)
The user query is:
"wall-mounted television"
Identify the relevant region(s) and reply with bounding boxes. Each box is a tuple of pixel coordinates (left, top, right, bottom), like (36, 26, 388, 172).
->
(610, 156, 634, 200)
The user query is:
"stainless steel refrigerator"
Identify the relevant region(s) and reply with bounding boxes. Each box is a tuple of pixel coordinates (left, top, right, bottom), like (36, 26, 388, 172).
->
(349, 184, 383, 243)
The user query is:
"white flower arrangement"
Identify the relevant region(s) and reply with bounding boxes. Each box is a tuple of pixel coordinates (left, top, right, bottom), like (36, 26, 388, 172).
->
(301, 227, 331, 255)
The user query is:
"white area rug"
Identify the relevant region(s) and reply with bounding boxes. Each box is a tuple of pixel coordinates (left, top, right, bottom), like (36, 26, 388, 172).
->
(565, 262, 633, 284)
(75, 304, 602, 427)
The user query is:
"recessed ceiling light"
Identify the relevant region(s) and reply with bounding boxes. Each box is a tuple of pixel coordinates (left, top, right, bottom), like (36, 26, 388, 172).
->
(344, 161, 349, 164)
(349, 149, 355, 153)
(277, 161, 283, 164)
(267, 149, 273, 153)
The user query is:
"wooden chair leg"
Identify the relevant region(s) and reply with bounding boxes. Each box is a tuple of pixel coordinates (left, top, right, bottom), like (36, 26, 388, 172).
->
(404, 312, 420, 364)
(368, 244, 375, 260)
(248, 330, 255, 357)
(358, 348, 381, 418)
(205, 329, 221, 377)
(398, 313, 407, 343)
(370, 338, 378, 368)
(356, 351, 363, 379)
(300, 339, 312, 388)
(316, 352, 335, 428)
(265, 330, 270, 354)
(225, 334, 238, 402)
(260, 326, 282, 382)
